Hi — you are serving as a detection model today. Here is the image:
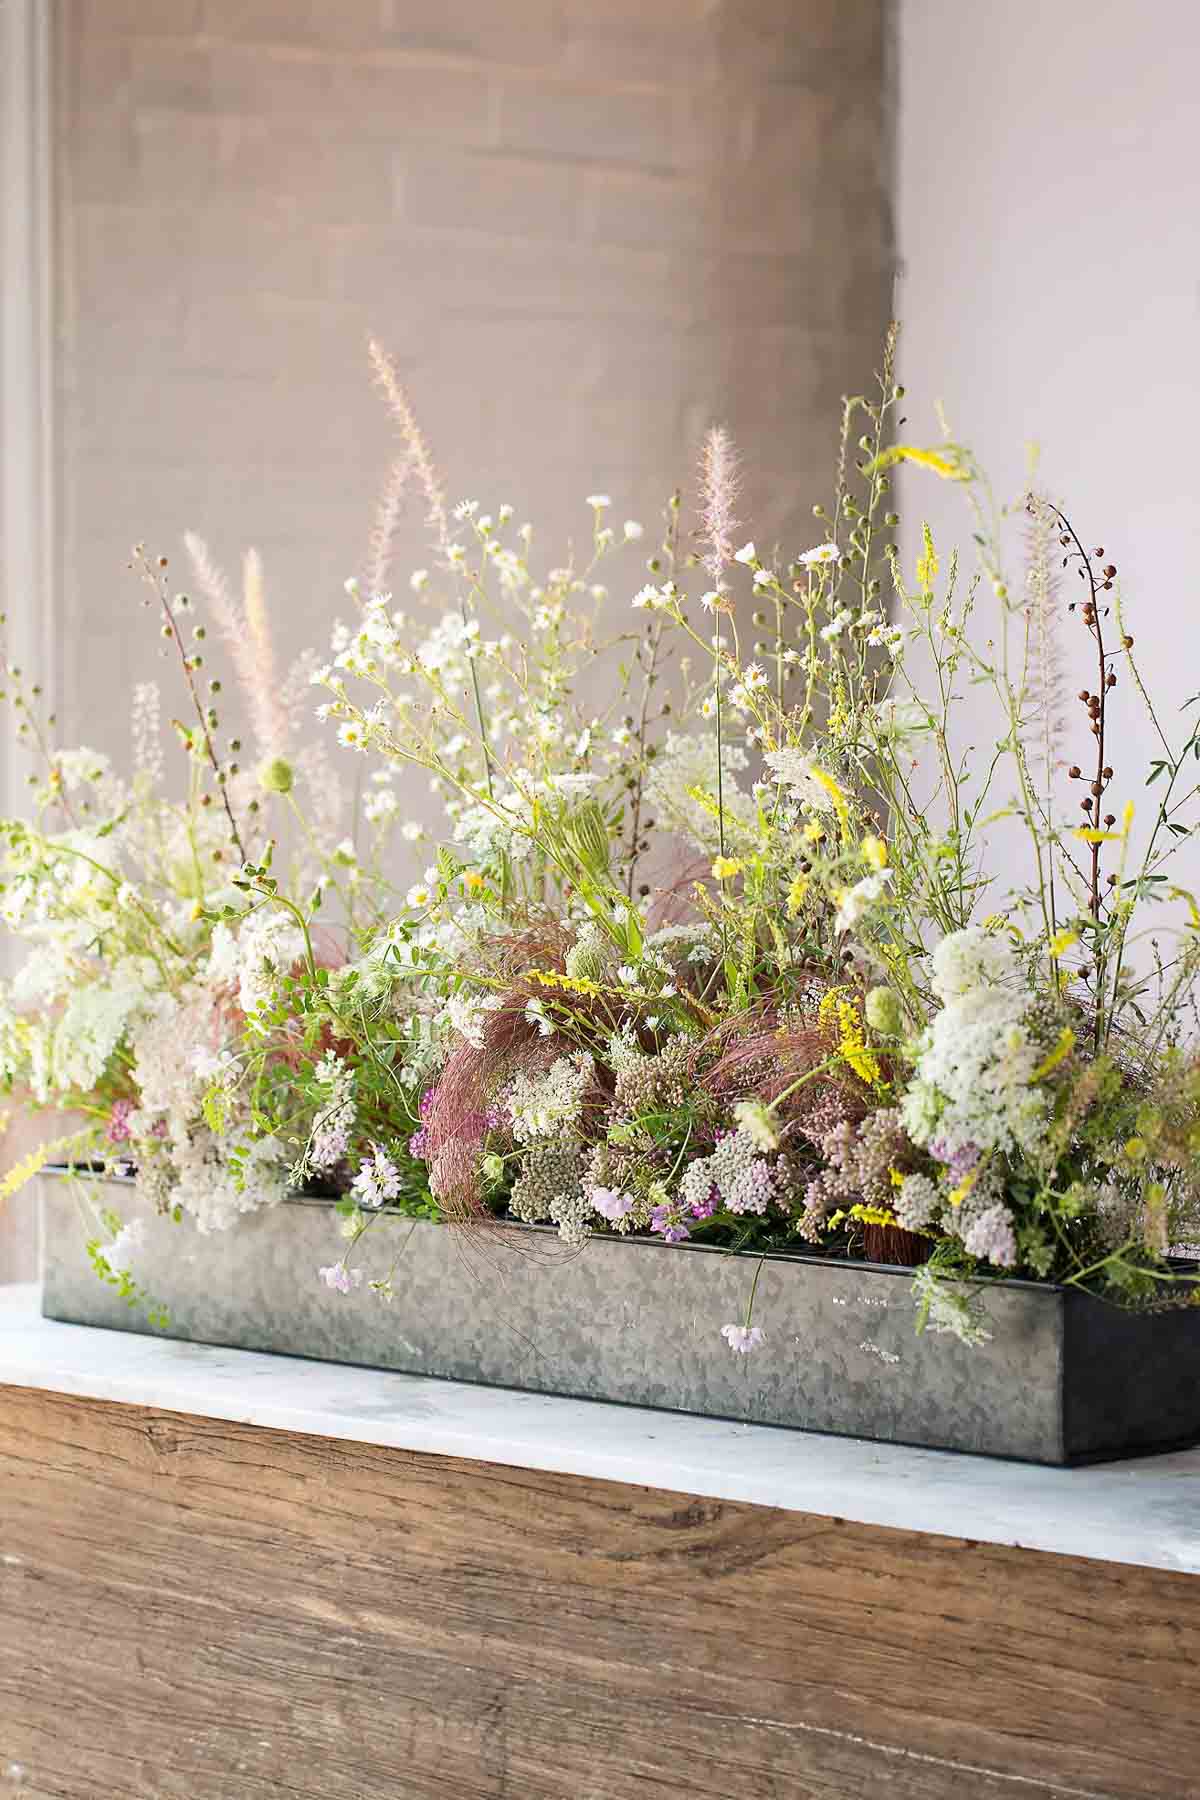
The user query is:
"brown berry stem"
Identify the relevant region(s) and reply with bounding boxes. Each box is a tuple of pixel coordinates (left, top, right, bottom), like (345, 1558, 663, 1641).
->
(135, 551, 248, 865)
(1050, 504, 1113, 1046)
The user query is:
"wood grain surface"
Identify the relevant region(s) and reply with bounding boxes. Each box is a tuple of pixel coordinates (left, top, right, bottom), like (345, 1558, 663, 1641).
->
(0, 1383, 1197, 1799)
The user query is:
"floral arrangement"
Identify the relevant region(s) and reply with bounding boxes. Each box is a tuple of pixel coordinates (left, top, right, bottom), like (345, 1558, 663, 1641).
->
(5, 328, 1200, 1348)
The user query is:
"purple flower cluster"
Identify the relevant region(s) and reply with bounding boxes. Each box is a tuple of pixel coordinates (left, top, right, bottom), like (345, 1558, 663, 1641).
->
(688, 1184, 718, 1220)
(650, 1202, 691, 1244)
(931, 1137, 980, 1179)
(408, 1087, 436, 1160)
(106, 1098, 135, 1145)
(409, 1093, 500, 1163)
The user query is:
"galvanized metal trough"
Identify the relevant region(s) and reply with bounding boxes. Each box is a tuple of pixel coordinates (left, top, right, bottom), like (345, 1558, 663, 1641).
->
(38, 1170, 1200, 1465)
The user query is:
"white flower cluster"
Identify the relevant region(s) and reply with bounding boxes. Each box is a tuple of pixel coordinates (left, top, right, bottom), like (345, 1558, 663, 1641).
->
(43, 957, 155, 1100)
(644, 732, 756, 856)
(445, 990, 503, 1050)
(208, 912, 305, 1029)
(901, 927, 1048, 1164)
(504, 1053, 594, 1143)
(762, 747, 836, 813)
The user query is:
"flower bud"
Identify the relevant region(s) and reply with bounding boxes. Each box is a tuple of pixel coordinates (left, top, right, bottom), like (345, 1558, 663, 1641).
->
(865, 986, 902, 1036)
(257, 756, 295, 796)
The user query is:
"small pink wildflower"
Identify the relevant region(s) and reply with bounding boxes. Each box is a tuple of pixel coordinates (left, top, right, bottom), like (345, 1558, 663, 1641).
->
(318, 1264, 363, 1295)
(720, 1324, 765, 1355)
(591, 1186, 634, 1222)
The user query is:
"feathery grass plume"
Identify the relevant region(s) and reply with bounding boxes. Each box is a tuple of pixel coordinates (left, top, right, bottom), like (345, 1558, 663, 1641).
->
(692, 1013, 845, 1117)
(367, 339, 449, 553)
(1024, 493, 1069, 791)
(363, 451, 416, 598)
(130, 680, 164, 785)
(183, 533, 289, 761)
(697, 425, 741, 585)
(240, 548, 289, 759)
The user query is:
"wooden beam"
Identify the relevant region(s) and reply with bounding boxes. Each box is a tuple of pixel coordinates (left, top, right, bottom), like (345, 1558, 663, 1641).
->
(1, 1384, 1197, 1798)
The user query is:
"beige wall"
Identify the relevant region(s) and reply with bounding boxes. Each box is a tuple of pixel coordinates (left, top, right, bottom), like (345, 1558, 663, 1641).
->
(54, 0, 893, 757)
(896, 0, 1200, 893)
(1, 0, 893, 1278)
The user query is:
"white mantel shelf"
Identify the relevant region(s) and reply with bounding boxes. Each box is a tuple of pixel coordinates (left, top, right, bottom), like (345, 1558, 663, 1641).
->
(2, 1282, 1198, 1575)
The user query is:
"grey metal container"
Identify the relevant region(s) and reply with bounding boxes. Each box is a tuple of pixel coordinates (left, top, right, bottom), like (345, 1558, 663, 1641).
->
(38, 1170, 1200, 1465)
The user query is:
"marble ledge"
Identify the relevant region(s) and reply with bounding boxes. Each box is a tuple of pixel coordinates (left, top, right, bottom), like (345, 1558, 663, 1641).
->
(1, 1283, 1198, 1575)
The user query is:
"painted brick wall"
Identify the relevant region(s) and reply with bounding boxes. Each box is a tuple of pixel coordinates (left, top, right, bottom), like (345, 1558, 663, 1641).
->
(1, 0, 890, 1279)
(53, 0, 892, 747)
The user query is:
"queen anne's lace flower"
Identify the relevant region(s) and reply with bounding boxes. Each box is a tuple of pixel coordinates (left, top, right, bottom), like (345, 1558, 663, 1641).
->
(835, 870, 893, 933)
(505, 1053, 593, 1142)
(902, 928, 1048, 1165)
(762, 747, 836, 813)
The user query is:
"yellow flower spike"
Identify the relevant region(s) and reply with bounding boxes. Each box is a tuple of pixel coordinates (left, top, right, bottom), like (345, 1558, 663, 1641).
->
(915, 522, 938, 591)
(865, 444, 971, 482)
(888, 1166, 905, 1188)
(847, 1204, 900, 1228)
(836, 998, 882, 1085)
(818, 987, 844, 1028)
(861, 835, 888, 871)
(711, 855, 742, 881)
(1047, 929, 1079, 958)
(802, 820, 824, 845)
(1033, 1027, 1075, 1080)
(1168, 886, 1200, 929)
(786, 874, 809, 917)
(948, 1167, 979, 1209)
(810, 767, 850, 831)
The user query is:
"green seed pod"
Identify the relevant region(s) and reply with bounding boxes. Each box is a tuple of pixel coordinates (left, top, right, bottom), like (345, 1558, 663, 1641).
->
(865, 985, 902, 1037)
(258, 756, 295, 796)
(565, 934, 605, 984)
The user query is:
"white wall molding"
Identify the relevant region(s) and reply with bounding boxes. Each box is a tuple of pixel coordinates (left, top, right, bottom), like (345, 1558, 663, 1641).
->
(0, 0, 55, 1280)
(1, 0, 57, 818)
